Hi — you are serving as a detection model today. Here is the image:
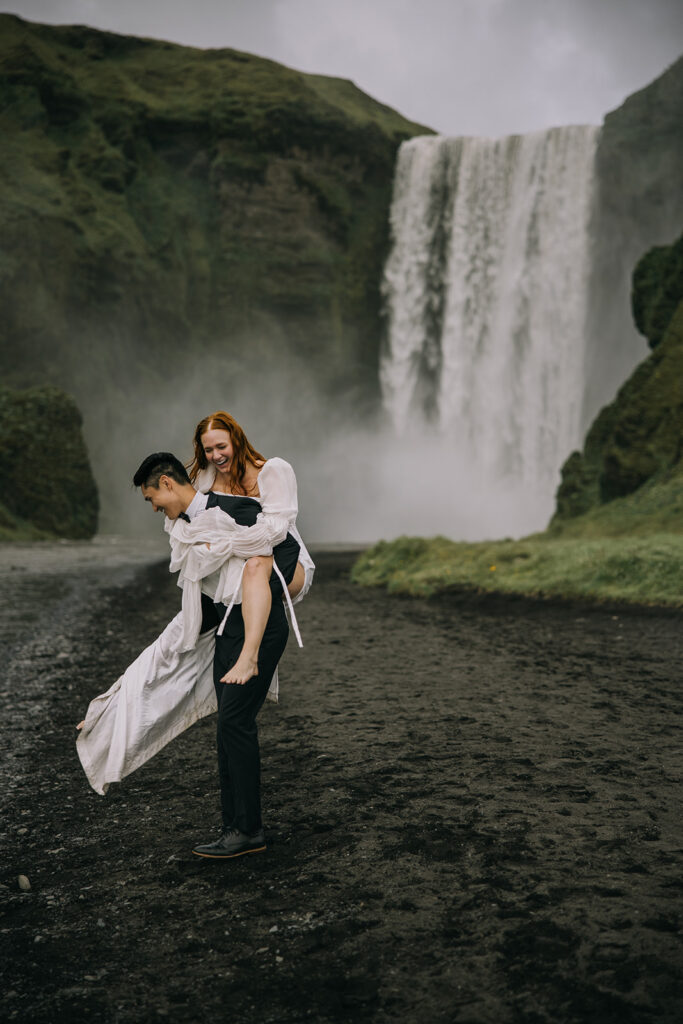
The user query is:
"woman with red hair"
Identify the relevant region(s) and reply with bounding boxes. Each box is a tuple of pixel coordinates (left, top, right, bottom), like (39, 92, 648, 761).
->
(188, 411, 314, 686)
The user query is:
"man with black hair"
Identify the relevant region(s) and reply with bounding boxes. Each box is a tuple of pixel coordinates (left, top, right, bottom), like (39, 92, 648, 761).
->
(131, 452, 299, 859)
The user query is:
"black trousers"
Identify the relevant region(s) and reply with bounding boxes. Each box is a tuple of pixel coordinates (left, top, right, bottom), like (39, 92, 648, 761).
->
(201, 595, 289, 834)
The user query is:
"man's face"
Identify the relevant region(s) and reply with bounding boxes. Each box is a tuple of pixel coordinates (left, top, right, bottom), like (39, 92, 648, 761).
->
(141, 477, 185, 520)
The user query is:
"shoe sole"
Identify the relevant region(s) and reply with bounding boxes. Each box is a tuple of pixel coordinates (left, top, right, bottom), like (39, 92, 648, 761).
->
(192, 844, 267, 859)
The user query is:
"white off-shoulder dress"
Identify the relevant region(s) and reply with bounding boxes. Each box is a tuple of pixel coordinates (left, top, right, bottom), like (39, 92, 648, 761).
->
(77, 457, 314, 795)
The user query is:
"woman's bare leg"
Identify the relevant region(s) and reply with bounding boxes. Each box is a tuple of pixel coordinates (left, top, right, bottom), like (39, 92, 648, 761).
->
(288, 561, 306, 600)
(222, 557, 306, 685)
(221, 555, 273, 685)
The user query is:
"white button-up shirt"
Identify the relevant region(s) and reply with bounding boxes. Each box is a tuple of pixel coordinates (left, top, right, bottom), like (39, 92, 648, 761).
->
(185, 489, 209, 519)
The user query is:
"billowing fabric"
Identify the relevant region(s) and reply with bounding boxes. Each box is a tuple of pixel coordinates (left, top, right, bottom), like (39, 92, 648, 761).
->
(77, 613, 217, 795)
(76, 608, 282, 797)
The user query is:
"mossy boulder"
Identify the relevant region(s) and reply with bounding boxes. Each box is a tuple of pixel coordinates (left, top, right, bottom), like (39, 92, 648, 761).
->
(0, 387, 98, 539)
(632, 231, 683, 349)
(553, 235, 683, 527)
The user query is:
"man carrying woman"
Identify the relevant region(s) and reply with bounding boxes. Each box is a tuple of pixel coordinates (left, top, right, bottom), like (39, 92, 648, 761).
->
(77, 413, 314, 860)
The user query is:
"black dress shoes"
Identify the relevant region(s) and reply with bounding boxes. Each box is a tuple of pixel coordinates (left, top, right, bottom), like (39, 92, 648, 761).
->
(192, 827, 266, 859)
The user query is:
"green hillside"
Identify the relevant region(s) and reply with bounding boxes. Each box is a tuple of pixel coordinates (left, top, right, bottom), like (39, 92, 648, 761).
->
(0, 14, 428, 399)
(0, 15, 431, 528)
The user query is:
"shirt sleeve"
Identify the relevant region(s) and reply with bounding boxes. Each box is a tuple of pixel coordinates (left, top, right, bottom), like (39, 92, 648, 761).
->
(189, 458, 297, 561)
(258, 458, 298, 520)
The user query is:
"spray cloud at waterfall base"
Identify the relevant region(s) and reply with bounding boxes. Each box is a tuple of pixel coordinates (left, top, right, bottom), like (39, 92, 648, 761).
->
(91, 126, 604, 546)
(378, 126, 601, 541)
(89, 352, 537, 546)
(305, 423, 554, 544)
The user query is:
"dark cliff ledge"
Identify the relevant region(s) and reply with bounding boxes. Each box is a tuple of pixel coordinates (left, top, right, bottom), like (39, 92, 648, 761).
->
(552, 233, 683, 531)
(584, 54, 683, 425)
(0, 387, 98, 540)
(0, 14, 431, 415)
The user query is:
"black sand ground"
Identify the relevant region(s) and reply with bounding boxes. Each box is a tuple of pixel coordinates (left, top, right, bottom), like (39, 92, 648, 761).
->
(1, 546, 682, 1024)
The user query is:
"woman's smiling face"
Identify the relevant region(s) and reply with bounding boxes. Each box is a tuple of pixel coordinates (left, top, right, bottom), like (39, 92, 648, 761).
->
(201, 428, 234, 474)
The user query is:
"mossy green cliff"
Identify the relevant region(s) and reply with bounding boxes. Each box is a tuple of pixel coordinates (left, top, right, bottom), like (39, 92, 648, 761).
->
(584, 55, 683, 424)
(0, 386, 98, 540)
(632, 231, 683, 351)
(553, 233, 683, 531)
(0, 14, 430, 411)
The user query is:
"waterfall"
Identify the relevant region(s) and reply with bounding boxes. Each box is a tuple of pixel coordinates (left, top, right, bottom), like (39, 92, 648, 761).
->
(380, 126, 600, 535)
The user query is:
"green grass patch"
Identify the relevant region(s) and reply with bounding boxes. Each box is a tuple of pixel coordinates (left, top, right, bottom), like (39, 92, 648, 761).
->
(354, 467, 683, 608)
(549, 470, 683, 538)
(351, 533, 683, 608)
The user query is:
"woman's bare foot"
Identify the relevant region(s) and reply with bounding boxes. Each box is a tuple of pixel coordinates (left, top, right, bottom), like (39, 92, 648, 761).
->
(221, 652, 259, 686)
(76, 720, 85, 731)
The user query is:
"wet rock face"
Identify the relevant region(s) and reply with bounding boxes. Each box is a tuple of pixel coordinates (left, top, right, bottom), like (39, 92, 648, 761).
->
(0, 386, 98, 539)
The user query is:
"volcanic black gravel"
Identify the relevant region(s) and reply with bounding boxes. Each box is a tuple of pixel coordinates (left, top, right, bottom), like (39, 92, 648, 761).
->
(1, 544, 682, 1024)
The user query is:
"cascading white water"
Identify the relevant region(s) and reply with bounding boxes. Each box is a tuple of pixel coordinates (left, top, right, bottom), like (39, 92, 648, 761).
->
(381, 126, 600, 535)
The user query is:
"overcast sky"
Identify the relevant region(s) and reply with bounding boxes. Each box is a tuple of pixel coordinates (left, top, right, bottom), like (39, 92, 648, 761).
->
(3, 0, 682, 135)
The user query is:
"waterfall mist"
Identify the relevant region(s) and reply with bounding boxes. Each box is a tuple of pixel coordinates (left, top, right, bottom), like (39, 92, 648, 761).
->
(87, 344, 529, 547)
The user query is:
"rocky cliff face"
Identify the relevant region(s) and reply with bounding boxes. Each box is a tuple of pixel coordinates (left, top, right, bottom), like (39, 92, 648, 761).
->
(0, 387, 99, 539)
(553, 232, 683, 528)
(584, 55, 683, 427)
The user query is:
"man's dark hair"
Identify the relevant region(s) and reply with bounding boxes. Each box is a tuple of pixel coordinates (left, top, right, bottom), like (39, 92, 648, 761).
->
(133, 453, 191, 489)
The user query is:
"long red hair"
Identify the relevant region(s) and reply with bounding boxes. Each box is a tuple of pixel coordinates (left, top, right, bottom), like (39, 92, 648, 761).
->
(188, 412, 266, 496)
